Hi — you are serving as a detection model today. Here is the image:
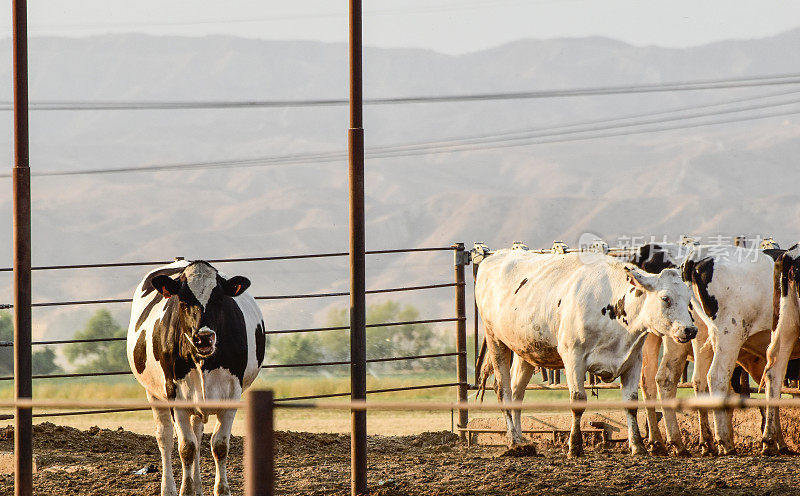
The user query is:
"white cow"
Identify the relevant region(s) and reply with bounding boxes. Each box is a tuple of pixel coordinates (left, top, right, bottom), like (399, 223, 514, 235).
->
(762, 243, 800, 455)
(127, 260, 267, 496)
(475, 249, 696, 457)
(679, 247, 799, 455)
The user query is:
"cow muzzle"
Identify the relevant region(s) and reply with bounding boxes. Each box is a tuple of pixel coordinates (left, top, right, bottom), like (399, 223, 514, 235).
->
(192, 329, 217, 357)
(675, 326, 698, 344)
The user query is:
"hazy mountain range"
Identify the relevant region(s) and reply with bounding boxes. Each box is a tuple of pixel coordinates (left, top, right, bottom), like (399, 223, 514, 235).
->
(0, 30, 798, 351)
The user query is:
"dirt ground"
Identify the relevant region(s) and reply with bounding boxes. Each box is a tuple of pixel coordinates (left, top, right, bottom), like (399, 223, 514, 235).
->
(2, 410, 800, 496)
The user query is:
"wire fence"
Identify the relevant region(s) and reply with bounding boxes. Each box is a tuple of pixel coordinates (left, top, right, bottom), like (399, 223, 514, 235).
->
(0, 245, 469, 416)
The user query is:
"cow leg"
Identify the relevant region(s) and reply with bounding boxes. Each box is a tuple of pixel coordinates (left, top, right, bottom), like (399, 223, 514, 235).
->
(510, 357, 535, 443)
(487, 334, 525, 446)
(691, 326, 716, 456)
(150, 396, 177, 496)
(707, 329, 743, 456)
(640, 333, 666, 455)
(562, 354, 587, 458)
(211, 409, 236, 496)
(174, 408, 201, 496)
(657, 338, 692, 457)
(190, 415, 205, 496)
(621, 359, 647, 456)
(762, 301, 800, 455)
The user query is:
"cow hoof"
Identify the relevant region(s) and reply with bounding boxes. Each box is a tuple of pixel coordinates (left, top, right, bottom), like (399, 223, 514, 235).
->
(648, 442, 668, 456)
(718, 445, 736, 456)
(674, 448, 692, 458)
(631, 447, 648, 457)
(762, 443, 779, 457)
(567, 448, 584, 458)
(699, 443, 717, 457)
(779, 446, 796, 456)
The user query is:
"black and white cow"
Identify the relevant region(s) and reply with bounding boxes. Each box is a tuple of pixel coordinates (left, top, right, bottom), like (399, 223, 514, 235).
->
(475, 249, 697, 457)
(127, 260, 267, 496)
(762, 243, 800, 455)
(630, 243, 800, 456)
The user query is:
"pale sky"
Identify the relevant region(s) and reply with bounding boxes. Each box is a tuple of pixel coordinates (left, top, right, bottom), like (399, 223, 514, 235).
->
(1, 0, 799, 54)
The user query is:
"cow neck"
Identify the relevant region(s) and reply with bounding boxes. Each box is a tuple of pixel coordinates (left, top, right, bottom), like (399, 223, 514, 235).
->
(616, 287, 648, 335)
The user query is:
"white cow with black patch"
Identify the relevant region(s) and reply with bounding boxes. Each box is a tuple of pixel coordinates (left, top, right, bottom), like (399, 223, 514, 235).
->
(762, 243, 800, 455)
(677, 246, 799, 455)
(127, 260, 267, 496)
(625, 243, 798, 456)
(475, 250, 696, 457)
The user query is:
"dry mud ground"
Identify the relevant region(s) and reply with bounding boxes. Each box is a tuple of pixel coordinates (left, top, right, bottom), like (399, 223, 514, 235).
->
(3, 415, 800, 496)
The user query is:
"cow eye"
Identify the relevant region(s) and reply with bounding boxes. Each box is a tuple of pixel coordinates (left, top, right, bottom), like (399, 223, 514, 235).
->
(661, 295, 672, 306)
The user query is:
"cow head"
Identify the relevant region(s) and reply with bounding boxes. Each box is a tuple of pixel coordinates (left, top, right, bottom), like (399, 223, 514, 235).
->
(624, 266, 697, 344)
(150, 261, 250, 359)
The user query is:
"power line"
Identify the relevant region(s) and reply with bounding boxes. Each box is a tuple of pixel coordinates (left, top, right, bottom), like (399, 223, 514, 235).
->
(2, 91, 797, 178)
(1, 0, 536, 34)
(3, 73, 800, 111)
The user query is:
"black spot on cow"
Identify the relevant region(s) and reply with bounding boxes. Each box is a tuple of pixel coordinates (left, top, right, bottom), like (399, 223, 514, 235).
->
(135, 292, 164, 333)
(634, 289, 643, 297)
(732, 317, 737, 325)
(614, 297, 627, 321)
(692, 258, 719, 320)
(152, 318, 163, 362)
(514, 278, 528, 294)
(601, 304, 616, 320)
(557, 299, 561, 307)
(133, 329, 148, 374)
(632, 244, 677, 274)
(255, 322, 266, 366)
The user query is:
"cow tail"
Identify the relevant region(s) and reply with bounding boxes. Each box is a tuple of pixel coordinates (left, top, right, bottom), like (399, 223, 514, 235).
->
(477, 353, 493, 403)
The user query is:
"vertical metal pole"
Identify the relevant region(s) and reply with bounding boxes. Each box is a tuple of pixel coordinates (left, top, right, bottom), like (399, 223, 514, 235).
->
(453, 243, 468, 438)
(12, 1, 32, 495)
(245, 390, 274, 496)
(348, 0, 367, 494)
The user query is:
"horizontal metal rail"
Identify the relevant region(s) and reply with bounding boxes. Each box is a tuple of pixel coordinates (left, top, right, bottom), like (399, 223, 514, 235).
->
(263, 352, 461, 369)
(3, 282, 462, 309)
(255, 282, 461, 300)
(6, 317, 462, 348)
(32, 407, 151, 418)
(266, 317, 463, 336)
(0, 381, 464, 417)
(468, 382, 625, 391)
(0, 246, 456, 273)
(4, 394, 800, 412)
(0, 370, 133, 381)
(0, 349, 463, 380)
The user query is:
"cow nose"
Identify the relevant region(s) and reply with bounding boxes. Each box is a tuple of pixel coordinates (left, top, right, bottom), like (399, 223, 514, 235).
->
(684, 326, 698, 340)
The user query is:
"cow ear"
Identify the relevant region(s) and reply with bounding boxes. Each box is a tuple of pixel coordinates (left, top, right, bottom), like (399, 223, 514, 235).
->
(152, 275, 181, 299)
(624, 266, 655, 292)
(224, 276, 251, 297)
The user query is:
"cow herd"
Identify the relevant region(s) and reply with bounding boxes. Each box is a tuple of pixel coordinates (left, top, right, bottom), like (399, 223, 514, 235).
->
(475, 240, 800, 459)
(119, 242, 800, 495)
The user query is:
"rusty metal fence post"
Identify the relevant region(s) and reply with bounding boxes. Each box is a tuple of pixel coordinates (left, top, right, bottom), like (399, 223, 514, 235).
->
(453, 243, 469, 438)
(246, 390, 274, 496)
(12, 0, 33, 495)
(348, 0, 367, 494)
